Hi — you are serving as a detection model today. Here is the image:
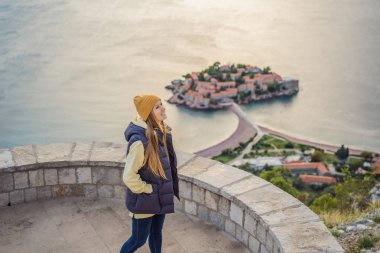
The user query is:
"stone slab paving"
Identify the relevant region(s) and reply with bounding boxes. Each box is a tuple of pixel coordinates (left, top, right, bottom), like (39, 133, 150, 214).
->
(0, 197, 250, 253)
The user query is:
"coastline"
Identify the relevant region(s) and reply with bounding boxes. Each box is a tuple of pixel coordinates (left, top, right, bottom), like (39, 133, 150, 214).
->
(194, 103, 259, 158)
(195, 104, 379, 158)
(257, 125, 378, 156)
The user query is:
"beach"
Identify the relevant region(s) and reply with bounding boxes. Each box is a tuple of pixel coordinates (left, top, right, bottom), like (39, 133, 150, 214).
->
(257, 125, 374, 156)
(194, 103, 260, 158)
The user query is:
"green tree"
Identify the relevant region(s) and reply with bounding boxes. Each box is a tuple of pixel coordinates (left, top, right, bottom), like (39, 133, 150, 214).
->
(215, 72, 224, 81)
(262, 66, 271, 74)
(335, 145, 349, 160)
(284, 142, 294, 149)
(213, 61, 221, 68)
(235, 76, 245, 85)
(311, 150, 324, 162)
(267, 82, 280, 92)
(199, 72, 205, 81)
(310, 193, 337, 214)
(255, 89, 265, 95)
(292, 176, 306, 190)
(260, 167, 301, 198)
(360, 151, 373, 162)
(310, 168, 376, 214)
(226, 73, 232, 81)
(231, 64, 238, 73)
(349, 158, 363, 171)
(334, 182, 353, 212)
(238, 162, 252, 172)
(221, 148, 233, 156)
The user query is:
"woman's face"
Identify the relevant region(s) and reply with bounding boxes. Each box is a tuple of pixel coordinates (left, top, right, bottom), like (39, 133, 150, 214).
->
(152, 99, 167, 122)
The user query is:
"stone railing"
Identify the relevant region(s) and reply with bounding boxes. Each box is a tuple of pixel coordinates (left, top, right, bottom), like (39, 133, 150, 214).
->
(0, 142, 344, 253)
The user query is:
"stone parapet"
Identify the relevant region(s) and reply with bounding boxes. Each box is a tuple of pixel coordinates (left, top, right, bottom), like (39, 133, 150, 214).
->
(0, 142, 344, 253)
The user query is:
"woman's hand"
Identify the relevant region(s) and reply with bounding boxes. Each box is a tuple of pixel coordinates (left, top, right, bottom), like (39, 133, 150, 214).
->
(165, 124, 172, 134)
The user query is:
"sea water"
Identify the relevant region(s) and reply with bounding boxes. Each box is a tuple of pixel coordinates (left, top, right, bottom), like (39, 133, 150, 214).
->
(0, 0, 379, 153)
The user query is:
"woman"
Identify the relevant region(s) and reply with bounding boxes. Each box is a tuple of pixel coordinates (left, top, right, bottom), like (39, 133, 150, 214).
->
(120, 94, 180, 253)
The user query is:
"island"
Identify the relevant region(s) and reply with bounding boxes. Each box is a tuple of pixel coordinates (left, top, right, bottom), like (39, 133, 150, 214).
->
(166, 62, 299, 110)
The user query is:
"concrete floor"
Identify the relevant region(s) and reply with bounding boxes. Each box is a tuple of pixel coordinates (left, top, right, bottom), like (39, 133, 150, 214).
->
(0, 197, 251, 253)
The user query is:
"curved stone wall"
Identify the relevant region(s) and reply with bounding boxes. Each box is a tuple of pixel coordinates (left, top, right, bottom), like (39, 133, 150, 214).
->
(0, 142, 344, 253)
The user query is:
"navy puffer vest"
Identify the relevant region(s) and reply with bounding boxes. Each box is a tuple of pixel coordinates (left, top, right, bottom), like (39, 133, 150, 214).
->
(124, 121, 180, 214)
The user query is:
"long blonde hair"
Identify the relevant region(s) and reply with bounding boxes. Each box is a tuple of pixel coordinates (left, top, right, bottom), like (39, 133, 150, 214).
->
(142, 112, 170, 180)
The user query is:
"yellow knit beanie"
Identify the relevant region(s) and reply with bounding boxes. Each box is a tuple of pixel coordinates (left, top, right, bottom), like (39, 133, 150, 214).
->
(133, 94, 161, 121)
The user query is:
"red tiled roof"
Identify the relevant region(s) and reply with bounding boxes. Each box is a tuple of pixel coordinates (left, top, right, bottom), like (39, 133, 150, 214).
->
(181, 83, 190, 89)
(283, 162, 329, 175)
(185, 90, 198, 95)
(228, 88, 237, 92)
(197, 81, 212, 86)
(285, 160, 303, 164)
(216, 81, 236, 86)
(299, 174, 337, 184)
(238, 84, 254, 89)
(191, 72, 199, 80)
(194, 94, 205, 101)
(253, 73, 283, 84)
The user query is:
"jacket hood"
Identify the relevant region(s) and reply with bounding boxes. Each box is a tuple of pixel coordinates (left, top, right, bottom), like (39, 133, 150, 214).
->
(124, 115, 147, 142)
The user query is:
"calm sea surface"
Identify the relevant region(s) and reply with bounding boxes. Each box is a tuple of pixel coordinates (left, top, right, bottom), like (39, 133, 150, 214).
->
(1, 0, 379, 153)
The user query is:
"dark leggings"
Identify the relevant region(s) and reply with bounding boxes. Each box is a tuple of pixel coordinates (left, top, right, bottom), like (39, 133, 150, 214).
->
(120, 214, 166, 253)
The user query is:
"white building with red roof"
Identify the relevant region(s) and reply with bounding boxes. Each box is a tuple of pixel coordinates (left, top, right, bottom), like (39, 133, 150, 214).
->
(184, 78, 193, 85)
(194, 95, 209, 107)
(283, 162, 330, 176)
(184, 90, 198, 101)
(179, 83, 191, 93)
(246, 65, 262, 73)
(230, 72, 242, 80)
(243, 76, 255, 84)
(216, 81, 236, 90)
(210, 88, 238, 99)
(237, 83, 255, 92)
(253, 73, 283, 84)
(299, 175, 337, 185)
(197, 81, 213, 88)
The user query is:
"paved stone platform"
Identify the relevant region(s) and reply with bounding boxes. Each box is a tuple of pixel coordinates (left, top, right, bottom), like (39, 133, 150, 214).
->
(0, 197, 251, 253)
